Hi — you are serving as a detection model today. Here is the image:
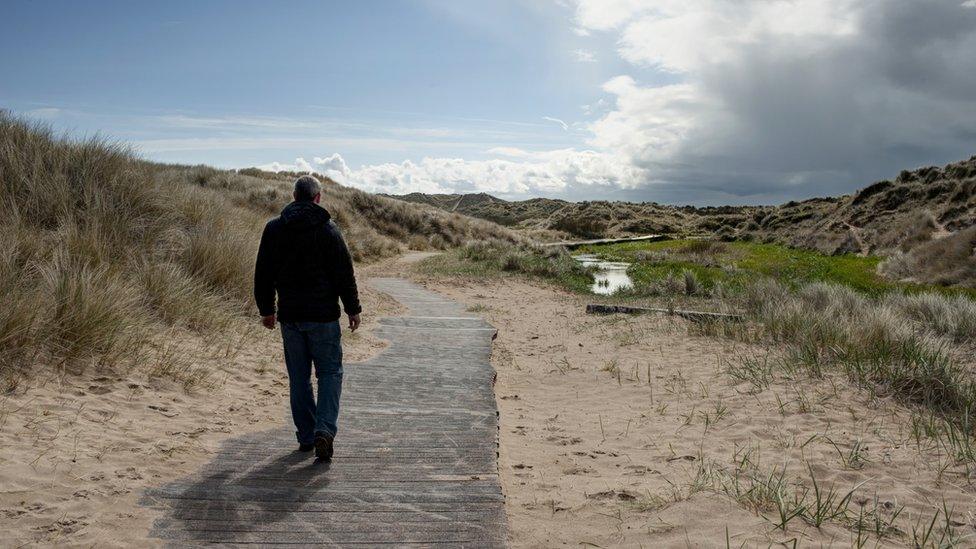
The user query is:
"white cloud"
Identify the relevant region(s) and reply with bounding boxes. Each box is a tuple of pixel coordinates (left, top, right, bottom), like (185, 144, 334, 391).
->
(259, 148, 644, 197)
(571, 48, 596, 62)
(157, 114, 319, 130)
(575, 0, 648, 31)
(587, 77, 716, 162)
(26, 107, 62, 119)
(604, 0, 860, 73)
(542, 116, 570, 131)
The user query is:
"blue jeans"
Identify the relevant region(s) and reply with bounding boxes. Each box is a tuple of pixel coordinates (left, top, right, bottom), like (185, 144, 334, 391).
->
(280, 321, 343, 444)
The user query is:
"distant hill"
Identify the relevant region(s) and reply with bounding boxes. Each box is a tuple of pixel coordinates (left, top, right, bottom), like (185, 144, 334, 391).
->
(380, 192, 571, 229)
(384, 192, 708, 240)
(385, 156, 976, 258)
(738, 157, 976, 255)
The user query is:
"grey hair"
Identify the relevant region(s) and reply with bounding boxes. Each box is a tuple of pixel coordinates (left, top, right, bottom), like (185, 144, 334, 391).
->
(293, 175, 322, 201)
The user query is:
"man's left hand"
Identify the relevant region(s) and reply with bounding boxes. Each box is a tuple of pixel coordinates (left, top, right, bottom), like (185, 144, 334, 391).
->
(348, 313, 361, 332)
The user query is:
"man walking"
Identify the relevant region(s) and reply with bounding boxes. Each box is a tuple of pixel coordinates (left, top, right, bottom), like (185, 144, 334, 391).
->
(254, 175, 361, 460)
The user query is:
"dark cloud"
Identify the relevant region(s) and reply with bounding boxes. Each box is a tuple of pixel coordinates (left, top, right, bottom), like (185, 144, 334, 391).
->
(593, 0, 976, 205)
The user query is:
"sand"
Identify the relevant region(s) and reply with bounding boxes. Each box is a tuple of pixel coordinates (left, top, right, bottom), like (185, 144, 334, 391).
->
(0, 276, 399, 547)
(413, 274, 976, 548)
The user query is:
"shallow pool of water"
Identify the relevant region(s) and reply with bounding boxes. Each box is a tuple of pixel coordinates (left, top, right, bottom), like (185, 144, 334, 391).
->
(574, 254, 633, 295)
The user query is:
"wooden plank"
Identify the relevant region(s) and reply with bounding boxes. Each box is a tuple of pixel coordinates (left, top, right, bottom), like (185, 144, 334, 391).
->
(143, 278, 507, 547)
(586, 303, 744, 322)
(540, 233, 668, 249)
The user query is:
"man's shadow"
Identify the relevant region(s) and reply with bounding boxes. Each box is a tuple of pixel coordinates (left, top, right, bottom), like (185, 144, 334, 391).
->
(143, 430, 334, 544)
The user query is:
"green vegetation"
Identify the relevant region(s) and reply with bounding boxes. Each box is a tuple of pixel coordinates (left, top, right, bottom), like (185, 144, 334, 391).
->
(581, 239, 883, 294)
(579, 239, 976, 298)
(418, 240, 594, 294)
(423, 237, 975, 303)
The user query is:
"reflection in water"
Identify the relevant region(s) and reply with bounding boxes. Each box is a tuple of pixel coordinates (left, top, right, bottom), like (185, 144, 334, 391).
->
(574, 254, 633, 295)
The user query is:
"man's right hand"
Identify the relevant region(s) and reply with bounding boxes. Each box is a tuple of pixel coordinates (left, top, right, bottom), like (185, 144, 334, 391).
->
(261, 314, 276, 330)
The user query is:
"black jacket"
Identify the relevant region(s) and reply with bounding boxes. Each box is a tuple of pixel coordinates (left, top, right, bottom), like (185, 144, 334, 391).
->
(254, 201, 361, 323)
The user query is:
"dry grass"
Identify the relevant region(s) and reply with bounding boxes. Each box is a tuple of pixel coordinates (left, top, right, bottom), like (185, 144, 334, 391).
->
(730, 280, 976, 429)
(879, 226, 976, 288)
(0, 115, 253, 375)
(0, 112, 519, 380)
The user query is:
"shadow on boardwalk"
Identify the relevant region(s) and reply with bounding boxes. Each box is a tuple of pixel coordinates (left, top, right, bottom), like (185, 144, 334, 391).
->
(142, 278, 507, 547)
(143, 432, 334, 544)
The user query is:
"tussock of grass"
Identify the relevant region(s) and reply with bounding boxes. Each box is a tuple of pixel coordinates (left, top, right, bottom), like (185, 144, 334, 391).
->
(886, 292, 976, 343)
(738, 280, 976, 430)
(134, 261, 233, 332)
(688, 449, 967, 544)
(40, 252, 144, 364)
(0, 114, 269, 375)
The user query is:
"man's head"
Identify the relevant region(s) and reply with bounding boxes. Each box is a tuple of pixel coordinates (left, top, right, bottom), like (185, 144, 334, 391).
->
(293, 175, 322, 203)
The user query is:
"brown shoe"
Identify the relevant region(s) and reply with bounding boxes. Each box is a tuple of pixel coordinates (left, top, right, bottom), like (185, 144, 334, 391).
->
(314, 432, 334, 461)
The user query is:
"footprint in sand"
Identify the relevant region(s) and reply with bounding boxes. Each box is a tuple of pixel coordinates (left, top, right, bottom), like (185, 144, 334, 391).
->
(562, 465, 595, 475)
(114, 467, 143, 480)
(624, 464, 660, 476)
(546, 435, 582, 445)
(587, 489, 639, 501)
(147, 404, 179, 418)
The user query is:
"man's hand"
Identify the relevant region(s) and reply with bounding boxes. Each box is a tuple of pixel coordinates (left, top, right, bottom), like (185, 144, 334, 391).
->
(261, 314, 276, 330)
(348, 313, 361, 332)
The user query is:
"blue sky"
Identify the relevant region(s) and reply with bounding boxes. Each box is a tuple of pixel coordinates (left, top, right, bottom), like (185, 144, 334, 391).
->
(3, 0, 976, 204)
(0, 1, 635, 166)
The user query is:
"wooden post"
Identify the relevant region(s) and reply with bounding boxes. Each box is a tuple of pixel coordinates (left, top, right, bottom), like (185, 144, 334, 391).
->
(585, 303, 743, 322)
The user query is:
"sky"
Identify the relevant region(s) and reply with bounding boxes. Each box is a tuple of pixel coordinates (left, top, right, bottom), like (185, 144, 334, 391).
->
(2, 0, 976, 205)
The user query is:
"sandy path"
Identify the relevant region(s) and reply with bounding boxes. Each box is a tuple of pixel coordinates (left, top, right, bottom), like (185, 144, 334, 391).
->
(415, 274, 976, 548)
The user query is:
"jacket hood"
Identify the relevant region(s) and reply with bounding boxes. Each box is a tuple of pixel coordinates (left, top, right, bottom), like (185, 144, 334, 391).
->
(280, 201, 331, 231)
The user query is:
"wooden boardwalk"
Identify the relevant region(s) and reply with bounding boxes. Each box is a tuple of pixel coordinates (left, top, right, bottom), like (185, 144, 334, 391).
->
(142, 278, 507, 547)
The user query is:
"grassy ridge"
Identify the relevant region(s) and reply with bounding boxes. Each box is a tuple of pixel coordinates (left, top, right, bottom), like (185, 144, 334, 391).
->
(0, 113, 520, 380)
